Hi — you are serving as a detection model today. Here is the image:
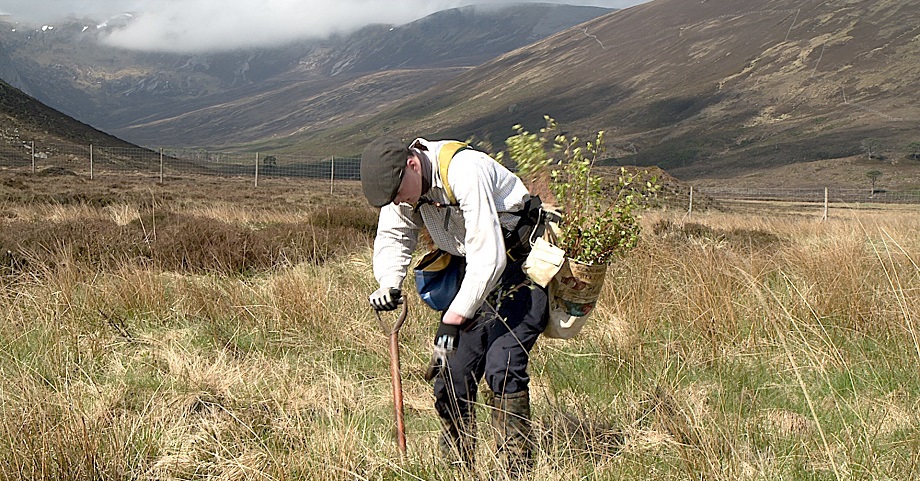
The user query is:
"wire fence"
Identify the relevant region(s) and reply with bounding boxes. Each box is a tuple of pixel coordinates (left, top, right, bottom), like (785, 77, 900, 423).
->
(695, 186, 920, 205)
(0, 140, 361, 186)
(3, 140, 920, 215)
(649, 185, 920, 222)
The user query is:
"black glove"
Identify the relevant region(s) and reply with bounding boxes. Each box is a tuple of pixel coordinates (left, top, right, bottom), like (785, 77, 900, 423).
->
(434, 322, 460, 355)
(369, 287, 402, 311)
(425, 322, 461, 381)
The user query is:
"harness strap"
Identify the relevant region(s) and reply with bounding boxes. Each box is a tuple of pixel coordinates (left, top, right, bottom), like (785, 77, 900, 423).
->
(420, 142, 544, 256)
(437, 141, 468, 205)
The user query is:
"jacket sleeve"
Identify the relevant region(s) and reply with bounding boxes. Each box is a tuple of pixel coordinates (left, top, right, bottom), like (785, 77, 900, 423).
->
(446, 154, 507, 318)
(373, 203, 421, 290)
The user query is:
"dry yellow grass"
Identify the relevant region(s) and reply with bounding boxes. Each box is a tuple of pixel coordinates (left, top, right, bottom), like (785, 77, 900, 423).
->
(1, 176, 919, 479)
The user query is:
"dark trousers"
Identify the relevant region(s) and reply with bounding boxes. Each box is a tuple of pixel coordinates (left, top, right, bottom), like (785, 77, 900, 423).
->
(433, 259, 549, 423)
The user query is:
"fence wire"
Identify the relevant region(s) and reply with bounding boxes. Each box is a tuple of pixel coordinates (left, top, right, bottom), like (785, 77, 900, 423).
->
(696, 186, 920, 205)
(0, 141, 361, 181)
(2, 140, 919, 211)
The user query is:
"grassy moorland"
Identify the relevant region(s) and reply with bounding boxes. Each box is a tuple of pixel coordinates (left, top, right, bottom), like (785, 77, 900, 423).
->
(0, 170, 918, 480)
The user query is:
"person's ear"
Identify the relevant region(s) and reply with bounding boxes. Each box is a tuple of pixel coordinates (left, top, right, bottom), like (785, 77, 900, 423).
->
(406, 154, 420, 172)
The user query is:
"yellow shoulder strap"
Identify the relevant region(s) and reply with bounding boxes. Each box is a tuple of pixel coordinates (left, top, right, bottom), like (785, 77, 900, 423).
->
(436, 141, 468, 205)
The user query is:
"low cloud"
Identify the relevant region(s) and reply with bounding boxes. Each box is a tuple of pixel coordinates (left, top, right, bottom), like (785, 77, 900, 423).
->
(2, 0, 649, 53)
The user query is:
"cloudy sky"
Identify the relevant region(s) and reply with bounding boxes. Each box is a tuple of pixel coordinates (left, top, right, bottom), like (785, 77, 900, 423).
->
(0, 0, 651, 53)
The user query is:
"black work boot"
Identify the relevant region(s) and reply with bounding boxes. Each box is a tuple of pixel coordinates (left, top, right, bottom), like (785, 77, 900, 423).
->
(491, 390, 534, 478)
(439, 412, 476, 469)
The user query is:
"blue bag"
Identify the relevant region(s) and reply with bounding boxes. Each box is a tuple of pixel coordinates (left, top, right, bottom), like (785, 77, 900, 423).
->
(414, 249, 465, 311)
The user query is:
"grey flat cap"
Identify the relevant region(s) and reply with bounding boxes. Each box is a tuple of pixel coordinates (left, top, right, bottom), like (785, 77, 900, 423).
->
(361, 137, 409, 207)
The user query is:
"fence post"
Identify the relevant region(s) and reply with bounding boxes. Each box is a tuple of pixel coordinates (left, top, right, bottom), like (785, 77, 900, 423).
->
(330, 155, 335, 195)
(688, 186, 694, 218)
(255, 152, 260, 188)
(159, 148, 164, 184)
(30, 141, 35, 174)
(822, 187, 828, 221)
(89, 144, 94, 180)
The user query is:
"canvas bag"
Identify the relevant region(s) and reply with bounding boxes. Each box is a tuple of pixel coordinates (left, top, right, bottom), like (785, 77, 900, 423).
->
(522, 205, 565, 287)
(524, 205, 608, 339)
(544, 257, 607, 339)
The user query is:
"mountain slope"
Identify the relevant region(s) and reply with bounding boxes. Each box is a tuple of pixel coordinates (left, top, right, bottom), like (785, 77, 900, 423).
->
(0, 79, 138, 149)
(293, 4, 614, 73)
(118, 68, 471, 148)
(0, 39, 29, 95)
(0, 4, 611, 148)
(288, 0, 920, 180)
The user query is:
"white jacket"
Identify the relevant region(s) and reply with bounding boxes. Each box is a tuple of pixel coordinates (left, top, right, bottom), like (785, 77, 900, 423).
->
(372, 138, 530, 318)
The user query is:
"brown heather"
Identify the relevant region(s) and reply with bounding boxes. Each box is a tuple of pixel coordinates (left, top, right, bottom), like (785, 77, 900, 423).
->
(0, 174, 377, 275)
(0, 208, 376, 275)
(1, 173, 919, 479)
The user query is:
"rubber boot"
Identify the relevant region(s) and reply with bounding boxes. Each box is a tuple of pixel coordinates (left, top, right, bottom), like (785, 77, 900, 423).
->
(439, 412, 476, 469)
(491, 390, 533, 478)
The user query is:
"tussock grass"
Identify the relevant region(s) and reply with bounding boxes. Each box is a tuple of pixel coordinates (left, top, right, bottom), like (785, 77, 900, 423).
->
(2, 181, 919, 479)
(0, 204, 376, 275)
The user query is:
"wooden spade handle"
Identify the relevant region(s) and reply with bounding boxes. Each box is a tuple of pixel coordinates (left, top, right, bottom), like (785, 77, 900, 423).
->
(376, 301, 408, 455)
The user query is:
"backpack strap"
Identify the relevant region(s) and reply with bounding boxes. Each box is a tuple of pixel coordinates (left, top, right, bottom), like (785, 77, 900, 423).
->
(437, 141, 468, 205)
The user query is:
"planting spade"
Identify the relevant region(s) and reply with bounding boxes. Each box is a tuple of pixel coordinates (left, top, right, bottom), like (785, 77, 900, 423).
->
(374, 299, 409, 455)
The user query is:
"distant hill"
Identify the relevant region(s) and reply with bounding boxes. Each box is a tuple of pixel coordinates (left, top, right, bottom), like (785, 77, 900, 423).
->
(0, 4, 612, 148)
(286, 0, 920, 182)
(0, 79, 138, 149)
(0, 39, 29, 95)
(5, 0, 918, 188)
